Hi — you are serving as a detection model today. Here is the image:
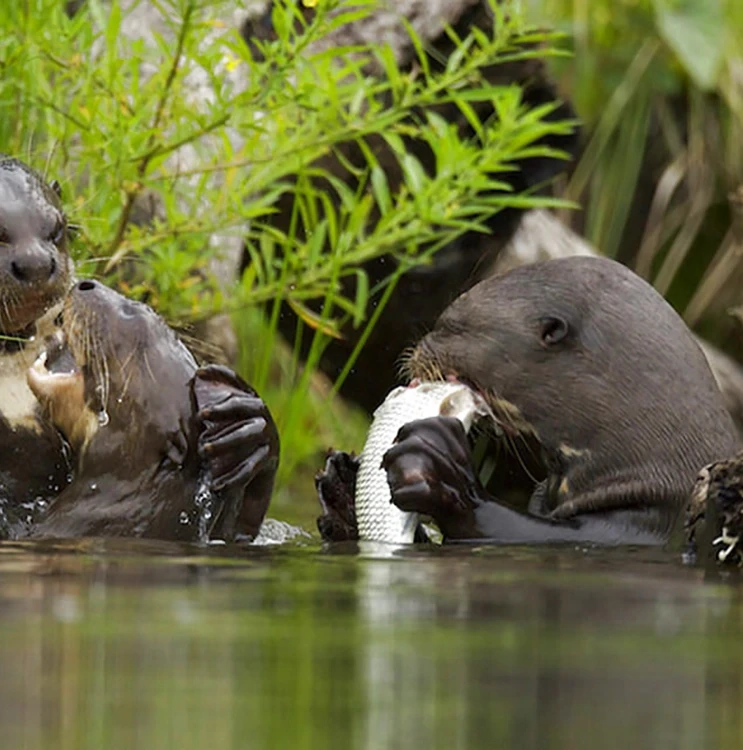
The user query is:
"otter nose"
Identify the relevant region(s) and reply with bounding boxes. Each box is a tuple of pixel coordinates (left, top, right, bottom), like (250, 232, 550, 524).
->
(11, 241, 57, 284)
(77, 279, 98, 292)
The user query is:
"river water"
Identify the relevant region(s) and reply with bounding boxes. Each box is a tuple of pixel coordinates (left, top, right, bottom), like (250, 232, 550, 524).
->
(1, 538, 741, 749)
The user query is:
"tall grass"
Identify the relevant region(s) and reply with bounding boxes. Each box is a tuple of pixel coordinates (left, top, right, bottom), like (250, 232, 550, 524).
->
(527, 0, 743, 341)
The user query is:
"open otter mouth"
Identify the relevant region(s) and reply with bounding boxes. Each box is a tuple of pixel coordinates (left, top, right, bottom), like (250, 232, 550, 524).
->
(28, 330, 81, 396)
(406, 367, 547, 510)
(26, 330, 97, 449)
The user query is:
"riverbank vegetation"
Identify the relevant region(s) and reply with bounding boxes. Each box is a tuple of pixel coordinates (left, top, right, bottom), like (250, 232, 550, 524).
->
(526, 0, 743, 354)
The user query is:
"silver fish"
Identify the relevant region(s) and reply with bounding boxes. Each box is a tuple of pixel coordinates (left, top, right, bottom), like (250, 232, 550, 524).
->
(355, 382, 489, 544)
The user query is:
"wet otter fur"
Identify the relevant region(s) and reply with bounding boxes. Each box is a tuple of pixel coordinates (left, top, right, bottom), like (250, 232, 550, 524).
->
(0, 156, 74, 534)
(318, 256, 741, 545)
(26, 280, 279, 541)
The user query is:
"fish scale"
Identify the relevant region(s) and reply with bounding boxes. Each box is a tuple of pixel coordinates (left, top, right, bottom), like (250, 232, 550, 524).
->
(355, 382, 488, 544)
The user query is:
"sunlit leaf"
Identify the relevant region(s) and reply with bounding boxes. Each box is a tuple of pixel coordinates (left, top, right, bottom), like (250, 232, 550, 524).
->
(653, 0, 725, 90)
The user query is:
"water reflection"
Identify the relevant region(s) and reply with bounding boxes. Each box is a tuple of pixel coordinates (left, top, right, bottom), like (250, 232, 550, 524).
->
(0, 540, 742, 749)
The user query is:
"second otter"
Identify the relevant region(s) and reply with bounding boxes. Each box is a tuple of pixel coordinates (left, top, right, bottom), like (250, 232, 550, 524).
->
(319, 256, 741, 544)
(26, 280, 279, 541)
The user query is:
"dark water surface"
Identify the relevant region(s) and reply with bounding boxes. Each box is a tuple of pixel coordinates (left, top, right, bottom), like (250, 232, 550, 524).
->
(1, 538, 743, 750)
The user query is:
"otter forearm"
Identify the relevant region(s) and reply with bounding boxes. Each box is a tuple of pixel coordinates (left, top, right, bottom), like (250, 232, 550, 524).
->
(383, 415, 677, 546)
(443, 499, 669, 546)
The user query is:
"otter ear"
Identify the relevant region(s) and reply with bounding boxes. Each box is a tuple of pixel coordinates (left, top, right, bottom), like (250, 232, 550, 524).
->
(539, 316, 569, 347)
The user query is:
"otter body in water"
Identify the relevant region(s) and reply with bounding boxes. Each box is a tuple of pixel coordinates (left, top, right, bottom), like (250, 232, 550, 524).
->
(26, 280, 279, 541)
(318, 256, 740, 545)
(0, 156, 74, 533)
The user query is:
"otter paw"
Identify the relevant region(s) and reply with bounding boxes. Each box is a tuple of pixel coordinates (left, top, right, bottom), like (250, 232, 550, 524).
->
(381, 416, 485, 522)
(316, 451, 359, 542)
(191, 365, 279, 495)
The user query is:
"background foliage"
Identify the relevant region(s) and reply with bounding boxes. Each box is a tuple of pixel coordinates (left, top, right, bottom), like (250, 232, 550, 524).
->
(526, 0, 743, 351)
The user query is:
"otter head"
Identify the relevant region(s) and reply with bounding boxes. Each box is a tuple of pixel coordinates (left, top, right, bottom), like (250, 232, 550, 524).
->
(408, 257, 629, 451)
(0, 157, 73, 335)
(407, 256, 737, 510)
(27, 279, 197, 471)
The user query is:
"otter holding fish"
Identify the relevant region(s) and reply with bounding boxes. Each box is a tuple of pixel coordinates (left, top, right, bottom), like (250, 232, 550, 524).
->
(25, 279, 279, 541)
(318, 256, 740, 545)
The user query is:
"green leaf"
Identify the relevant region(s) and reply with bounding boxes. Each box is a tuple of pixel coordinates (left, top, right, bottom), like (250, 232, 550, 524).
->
(352, 268, 369, 326)
(653, 0, 725, 90)
(370, 165, 392, 216)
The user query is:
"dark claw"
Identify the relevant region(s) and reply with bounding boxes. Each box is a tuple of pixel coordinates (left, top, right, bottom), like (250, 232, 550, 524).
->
(199, 394, 267, 422)
(199, 418, 268, 458)
(394, 416, 469, 453)
(211, 444, 274, 493)
(389, 481, 433, 513)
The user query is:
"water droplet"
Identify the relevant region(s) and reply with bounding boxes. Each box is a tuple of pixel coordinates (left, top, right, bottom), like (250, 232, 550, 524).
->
(97, 410, 109, 426)
(193, 478, 214, 541)
(179, 511, 190, 525)
(89, 483, 98, 492)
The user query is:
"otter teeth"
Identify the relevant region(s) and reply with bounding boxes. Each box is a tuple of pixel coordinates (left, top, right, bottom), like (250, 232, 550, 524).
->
(27, 333, 81, 399)
(28, 350, 79, 388)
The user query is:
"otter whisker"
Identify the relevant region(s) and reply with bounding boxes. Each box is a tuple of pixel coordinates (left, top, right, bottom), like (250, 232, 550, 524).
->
(118, 359, 137, 403)
(478, 387, 543, 486)
(140, 349, 157, 386)
(396, 345, 418, 380)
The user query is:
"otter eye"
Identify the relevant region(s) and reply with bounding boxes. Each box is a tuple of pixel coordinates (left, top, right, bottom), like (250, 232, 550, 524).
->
(48, 219, 65, 245)
(539, 316, 569, 347)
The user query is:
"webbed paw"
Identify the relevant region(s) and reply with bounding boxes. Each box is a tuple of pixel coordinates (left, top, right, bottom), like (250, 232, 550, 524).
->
(191, 364, 279, 539)
(316, 450, 359, 542)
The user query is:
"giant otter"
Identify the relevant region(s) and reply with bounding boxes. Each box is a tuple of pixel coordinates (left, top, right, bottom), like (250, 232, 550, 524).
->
(0, 156, 74, 533)
(26, 279, 279, 541)
(318, 256, 741, 545)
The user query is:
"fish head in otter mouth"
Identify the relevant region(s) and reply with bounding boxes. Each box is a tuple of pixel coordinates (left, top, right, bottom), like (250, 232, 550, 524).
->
(403, 264, 608, 504)
(27, 279, 196, 462)
(0, 158, 73, 335)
